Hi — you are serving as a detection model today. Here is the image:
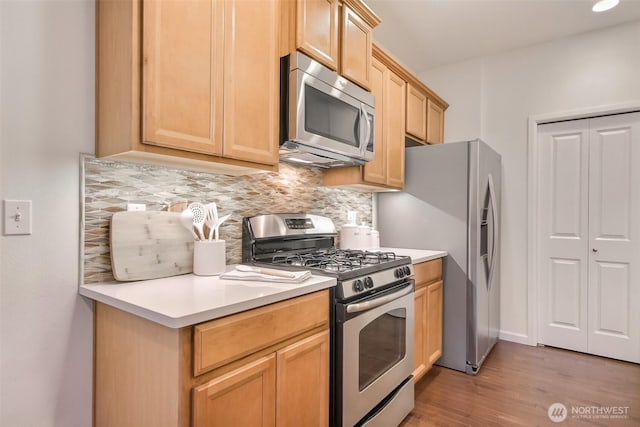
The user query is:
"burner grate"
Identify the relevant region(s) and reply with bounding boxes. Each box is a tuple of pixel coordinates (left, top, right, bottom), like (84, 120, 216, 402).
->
(271, 249, 399, 273)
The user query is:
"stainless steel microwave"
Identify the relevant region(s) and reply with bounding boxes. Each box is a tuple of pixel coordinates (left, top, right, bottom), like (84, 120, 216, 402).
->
(279, 52, 375, 168)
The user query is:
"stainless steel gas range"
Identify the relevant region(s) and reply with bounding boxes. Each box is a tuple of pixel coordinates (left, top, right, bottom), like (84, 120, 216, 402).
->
(243, 213, 415, 427)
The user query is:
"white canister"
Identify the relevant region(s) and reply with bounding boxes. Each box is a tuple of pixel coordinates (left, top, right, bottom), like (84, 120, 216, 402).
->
(339, 224, 360, 249)
(358, 225, 372, 250)
(370, 230, 380, 249)
(193, 240, 226, 276)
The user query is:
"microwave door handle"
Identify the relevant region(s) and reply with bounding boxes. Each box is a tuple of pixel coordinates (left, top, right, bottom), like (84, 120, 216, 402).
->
(361, 104, 372, 153)
(360, 103, 371, 156)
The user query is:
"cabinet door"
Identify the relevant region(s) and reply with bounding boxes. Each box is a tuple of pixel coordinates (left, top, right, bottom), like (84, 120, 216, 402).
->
(385, 70, 406, 188)
(296, 0, 339, 70)
(426, 280, 444, 365)
(276, 331, 330, 427)
(143, 0, 223, 155)
(362, 57, 386, 185)
(426, 99, 444, 144)
(222, 0, 279, 165)
(413, 285, 428, 382)
(406, 84, 427, 142)
(340, 5, 372, 90)
(193, 355, 276, 427)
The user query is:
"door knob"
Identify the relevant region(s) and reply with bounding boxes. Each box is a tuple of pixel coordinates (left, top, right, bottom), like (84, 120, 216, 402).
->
(592, 248, 598, 253)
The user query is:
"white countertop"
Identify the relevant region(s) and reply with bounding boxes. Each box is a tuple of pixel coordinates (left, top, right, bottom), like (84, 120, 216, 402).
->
(379, 248, 448, 264)
(79, 265, 336, 329)
(79, 248, 443, 329)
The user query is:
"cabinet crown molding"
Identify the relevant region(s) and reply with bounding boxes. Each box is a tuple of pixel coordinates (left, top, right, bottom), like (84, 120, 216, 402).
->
(342, 0, 381, 27)
(372, 43, 449, 110)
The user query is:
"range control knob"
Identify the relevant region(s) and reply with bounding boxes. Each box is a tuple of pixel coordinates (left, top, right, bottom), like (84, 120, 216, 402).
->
(353, 279, 364, 292)
(364, 276, 374, 289)
(403, 266, 411, 276)
(395, 268, 404, 278)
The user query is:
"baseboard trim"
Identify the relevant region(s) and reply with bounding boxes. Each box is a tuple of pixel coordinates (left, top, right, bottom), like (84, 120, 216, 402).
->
(499, 330, 532, 346)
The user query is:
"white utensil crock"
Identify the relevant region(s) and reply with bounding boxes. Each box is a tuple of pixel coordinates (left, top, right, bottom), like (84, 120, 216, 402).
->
(193, 240, 226, 276)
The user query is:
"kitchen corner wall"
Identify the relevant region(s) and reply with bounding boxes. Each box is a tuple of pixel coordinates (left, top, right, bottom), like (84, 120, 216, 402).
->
(1, 1, 95, 425)
(83, 157, 372, 283)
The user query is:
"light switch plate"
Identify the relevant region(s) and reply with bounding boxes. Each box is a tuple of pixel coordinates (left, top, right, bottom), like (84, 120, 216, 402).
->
(3, 200, 32, 235)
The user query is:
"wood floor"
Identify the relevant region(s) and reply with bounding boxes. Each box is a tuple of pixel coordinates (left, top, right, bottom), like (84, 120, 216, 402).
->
(401, 340, 640, 426)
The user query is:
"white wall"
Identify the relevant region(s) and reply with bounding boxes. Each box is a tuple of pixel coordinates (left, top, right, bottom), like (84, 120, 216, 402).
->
(419, 20, 640, 341)
(0, 1, 94, 425)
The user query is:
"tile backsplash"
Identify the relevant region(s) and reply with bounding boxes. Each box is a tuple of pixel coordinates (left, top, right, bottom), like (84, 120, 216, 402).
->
(82, 157, 372, 284)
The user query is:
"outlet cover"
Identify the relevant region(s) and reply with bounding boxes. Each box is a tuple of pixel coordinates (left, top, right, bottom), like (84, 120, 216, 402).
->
(127, 203, 146, 212)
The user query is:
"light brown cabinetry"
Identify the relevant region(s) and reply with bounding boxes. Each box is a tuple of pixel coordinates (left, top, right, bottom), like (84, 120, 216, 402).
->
(322, 48, 406, 190)
(193, 355, 277, 427)
(406, 84, 427, 141)
(412, 258, 444, 382)
(97, 0, 279, 175)
(340, 2, 374, 90)
(295, 0, 340, 70)
(405, 83, 446, 145)
(94, 290, 330, 427)
(427, 99, 445, 144)
(283, 0, 380, 90)
(193, 331, 329, 427)
(425, 279, 444, 366)
(276, 332, 330, 426)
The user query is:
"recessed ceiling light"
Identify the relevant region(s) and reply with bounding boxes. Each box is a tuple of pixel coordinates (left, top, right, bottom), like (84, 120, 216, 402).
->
(592, 0, 619, 12)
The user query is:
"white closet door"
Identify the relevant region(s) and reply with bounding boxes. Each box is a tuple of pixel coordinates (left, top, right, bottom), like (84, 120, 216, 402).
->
(538, 120, 590, 352)
(587, 112, 640, 363)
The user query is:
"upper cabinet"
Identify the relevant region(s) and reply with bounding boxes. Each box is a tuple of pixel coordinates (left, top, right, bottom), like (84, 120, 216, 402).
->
(406, 84, 427, 141)
(97, 0, 280, 175)
(340, 2, 374, 90)
(404, 77, 447, 145)
(295, 0, 340, 70)
(283, 0, 380, 90)
(427, 99, 445, 144)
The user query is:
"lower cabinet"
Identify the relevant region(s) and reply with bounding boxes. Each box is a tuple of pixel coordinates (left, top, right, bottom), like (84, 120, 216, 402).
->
(193, 331, 329, 427)
(276, 332, 330, 427)
(412, 259, 444, 382)
(94, 290, 330, 427)
(193, 355, 277, 427)
(425, 280, 443, 367)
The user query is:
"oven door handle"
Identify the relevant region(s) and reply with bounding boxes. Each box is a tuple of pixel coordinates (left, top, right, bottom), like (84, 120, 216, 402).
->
(346, 284, 413, 314)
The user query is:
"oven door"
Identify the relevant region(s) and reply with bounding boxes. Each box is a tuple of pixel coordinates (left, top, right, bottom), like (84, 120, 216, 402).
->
(337, 280, 415, 427)
(290, 68, 374, 161)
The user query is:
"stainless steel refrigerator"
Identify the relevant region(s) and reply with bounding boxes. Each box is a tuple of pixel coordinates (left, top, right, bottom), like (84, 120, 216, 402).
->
(377, 139, 501, 374)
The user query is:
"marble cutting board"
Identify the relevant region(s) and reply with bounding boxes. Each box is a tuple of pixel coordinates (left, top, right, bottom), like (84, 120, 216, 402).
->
(110, 211, 194, 281)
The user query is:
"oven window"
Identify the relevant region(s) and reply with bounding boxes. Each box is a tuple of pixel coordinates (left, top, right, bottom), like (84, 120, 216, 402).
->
(358, 308, 406, 391)
(304, 85, 360, 147)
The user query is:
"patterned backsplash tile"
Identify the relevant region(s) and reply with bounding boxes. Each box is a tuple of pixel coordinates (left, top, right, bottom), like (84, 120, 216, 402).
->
(82, 157, 372, 283)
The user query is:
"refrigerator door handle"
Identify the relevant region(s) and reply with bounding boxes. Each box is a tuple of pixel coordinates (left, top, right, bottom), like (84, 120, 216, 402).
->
(487, 174, 498, 291)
